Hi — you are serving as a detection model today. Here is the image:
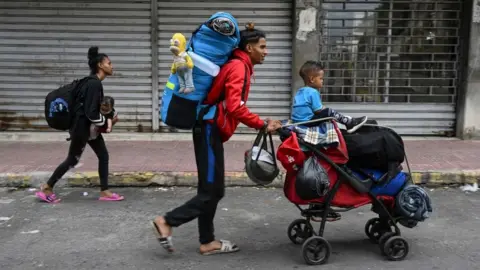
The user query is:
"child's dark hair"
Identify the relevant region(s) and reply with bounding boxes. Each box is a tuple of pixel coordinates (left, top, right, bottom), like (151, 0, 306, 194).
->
(102, 96, 115, 107)
(299, 60, 324, 82)
(88, 46, 108, 75)
(238, 22, 266, 51)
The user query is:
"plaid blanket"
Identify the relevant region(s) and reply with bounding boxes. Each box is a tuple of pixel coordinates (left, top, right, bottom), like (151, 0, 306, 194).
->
(281, 120, 340, 148)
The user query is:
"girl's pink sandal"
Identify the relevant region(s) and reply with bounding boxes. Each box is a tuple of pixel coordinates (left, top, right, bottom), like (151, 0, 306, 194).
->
(35, 191, 61, 203)
(99, 193, 124, 201)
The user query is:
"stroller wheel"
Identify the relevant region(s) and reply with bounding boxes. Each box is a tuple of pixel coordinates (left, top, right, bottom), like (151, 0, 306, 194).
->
(365, 218, 398, 244)
(365, 218, 381, 243)
(302, 236, 331, 265)
(379, 232, 396, 256)
(288, 219, 313, 245)
(383, 236, 409, 261)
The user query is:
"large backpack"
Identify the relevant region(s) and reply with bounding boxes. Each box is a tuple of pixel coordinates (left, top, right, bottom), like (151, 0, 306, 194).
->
(160, 12, 241, 130)
(44, 77, 90, 131)
(342, 125, 405, 175)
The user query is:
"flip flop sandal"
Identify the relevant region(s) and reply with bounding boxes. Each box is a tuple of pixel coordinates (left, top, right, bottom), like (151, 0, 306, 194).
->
(35, 191, 61, 203)
(312, 212, 342, 222)
(99, 193, 124, 201)
(200, 240, 240, 256)
(151, 221, 174, 253)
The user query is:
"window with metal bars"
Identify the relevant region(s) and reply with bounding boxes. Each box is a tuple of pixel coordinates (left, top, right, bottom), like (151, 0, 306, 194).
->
(318, 0, 461, 104)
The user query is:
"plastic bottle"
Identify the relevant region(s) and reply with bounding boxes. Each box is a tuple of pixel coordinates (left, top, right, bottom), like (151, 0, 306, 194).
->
(187, 51, 220, 77)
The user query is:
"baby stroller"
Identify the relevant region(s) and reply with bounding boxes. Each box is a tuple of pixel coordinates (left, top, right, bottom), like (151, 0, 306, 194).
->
(275, 117, 418, 265)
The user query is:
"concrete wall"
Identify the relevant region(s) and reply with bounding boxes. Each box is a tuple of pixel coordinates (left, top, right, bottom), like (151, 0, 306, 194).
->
(292, 0, 321, 94)
(456, 0, 480, 139)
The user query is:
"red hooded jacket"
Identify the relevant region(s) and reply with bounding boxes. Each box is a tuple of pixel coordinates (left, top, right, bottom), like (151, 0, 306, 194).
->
(204, 49, 265, 142)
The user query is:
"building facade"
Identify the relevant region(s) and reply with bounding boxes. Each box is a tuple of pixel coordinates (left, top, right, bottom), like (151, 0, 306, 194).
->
(0, 0, 478, 138)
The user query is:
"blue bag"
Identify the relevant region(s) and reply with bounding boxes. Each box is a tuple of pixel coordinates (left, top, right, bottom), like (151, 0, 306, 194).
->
(160, 12, 241, 130)
(352, 168, 408, 196)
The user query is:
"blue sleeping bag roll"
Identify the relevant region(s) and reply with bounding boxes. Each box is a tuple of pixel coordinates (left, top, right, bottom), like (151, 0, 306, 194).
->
(160, 12, 241, 130)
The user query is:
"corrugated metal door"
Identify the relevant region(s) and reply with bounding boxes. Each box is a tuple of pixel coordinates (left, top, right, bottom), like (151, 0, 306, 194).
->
(318, 0, 462, 136)
(157, 0, 293, 132)
(0, 0, 152, 132)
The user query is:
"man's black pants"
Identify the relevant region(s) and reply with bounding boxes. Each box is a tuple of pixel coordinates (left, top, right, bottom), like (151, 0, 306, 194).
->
(164, 122, 225, 245)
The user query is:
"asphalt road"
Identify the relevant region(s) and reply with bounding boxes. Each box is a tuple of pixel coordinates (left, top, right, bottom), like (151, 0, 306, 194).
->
(0, 187, 478, 270)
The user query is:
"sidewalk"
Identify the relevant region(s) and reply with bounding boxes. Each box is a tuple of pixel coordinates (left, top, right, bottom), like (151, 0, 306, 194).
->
(1, 137, 480, 188)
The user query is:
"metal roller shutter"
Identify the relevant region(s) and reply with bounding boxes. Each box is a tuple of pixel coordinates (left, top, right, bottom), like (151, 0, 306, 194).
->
(319, 0, 462, 136)
(0, 0, 152, 132)
(157, 0, 293, 132)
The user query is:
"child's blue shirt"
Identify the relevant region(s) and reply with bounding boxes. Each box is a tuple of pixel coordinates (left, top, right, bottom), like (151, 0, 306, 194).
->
(291, 86, 323, 122)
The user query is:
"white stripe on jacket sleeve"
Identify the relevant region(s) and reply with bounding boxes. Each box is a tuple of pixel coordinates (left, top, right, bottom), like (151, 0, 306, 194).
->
(88, 113, 106, 127)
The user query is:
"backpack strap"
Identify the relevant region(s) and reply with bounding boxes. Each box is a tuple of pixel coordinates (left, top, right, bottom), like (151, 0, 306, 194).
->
(73, 76, 98, 115)
(216, 61, 247, 105)
(196, 61, 248, 126)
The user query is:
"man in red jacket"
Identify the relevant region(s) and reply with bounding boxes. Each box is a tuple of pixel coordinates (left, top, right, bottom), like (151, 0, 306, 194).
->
(152, 22, 282, 255)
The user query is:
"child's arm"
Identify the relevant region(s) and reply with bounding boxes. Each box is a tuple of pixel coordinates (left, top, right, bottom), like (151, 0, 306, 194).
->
(111, 109, 118, 126)
(106, 118, 113, 133)
(310, 90, 324, 115)
(106, 109, 117, 132)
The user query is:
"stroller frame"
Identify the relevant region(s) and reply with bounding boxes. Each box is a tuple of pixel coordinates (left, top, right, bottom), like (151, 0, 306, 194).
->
(282, 118, 412, 265)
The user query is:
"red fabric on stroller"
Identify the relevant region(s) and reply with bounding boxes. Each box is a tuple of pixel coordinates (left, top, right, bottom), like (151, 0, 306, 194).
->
(277, 122, 395, 209)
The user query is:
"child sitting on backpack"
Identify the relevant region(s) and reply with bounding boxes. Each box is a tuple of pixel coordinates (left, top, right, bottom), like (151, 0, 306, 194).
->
(291, 60, 368, 133)
(90, 96, 116, 140)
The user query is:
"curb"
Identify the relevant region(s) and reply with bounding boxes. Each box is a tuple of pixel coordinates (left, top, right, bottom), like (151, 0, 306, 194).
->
(0, 170, 479, 189)
(0, 131, 461, 142)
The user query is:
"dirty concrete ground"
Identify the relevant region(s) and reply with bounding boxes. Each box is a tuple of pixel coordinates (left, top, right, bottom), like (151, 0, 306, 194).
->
(0, 187, 478, 270)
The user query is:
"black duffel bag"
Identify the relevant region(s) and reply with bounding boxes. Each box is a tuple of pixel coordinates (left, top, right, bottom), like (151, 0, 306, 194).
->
(342, 124, 405, 174)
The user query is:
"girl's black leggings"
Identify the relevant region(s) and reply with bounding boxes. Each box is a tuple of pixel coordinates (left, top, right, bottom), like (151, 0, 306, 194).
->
(47, 134, 109, 191)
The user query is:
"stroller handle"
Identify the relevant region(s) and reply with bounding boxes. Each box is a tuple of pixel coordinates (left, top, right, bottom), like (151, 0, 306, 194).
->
(276, 117, 337, 140)
(280, 117, 336, 128)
